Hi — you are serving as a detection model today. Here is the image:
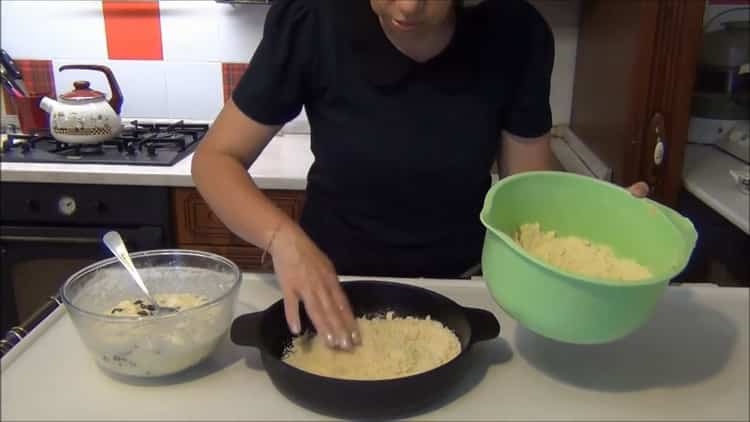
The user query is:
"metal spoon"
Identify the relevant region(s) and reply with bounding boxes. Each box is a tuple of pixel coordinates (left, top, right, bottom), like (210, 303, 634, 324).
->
(102, 231, 178, 315)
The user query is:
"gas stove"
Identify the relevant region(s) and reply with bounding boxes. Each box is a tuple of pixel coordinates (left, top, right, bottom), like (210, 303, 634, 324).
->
(0, 120, 208, 166)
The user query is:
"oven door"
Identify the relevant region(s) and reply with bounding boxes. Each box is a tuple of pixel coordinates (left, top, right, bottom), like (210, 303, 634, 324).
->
(0, 225, 164, 333)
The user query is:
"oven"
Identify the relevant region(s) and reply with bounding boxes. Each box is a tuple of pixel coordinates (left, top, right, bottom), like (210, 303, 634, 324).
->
(0, 182, 172, 336)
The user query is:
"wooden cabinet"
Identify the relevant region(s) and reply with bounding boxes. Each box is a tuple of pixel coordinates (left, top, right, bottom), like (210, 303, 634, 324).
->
(570, 1, 750, 286)
(570, 0, 705, 207)
(171, 187, 305, 271)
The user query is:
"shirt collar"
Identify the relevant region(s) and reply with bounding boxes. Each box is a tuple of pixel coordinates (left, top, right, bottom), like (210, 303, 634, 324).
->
(343, 1, 478, 91)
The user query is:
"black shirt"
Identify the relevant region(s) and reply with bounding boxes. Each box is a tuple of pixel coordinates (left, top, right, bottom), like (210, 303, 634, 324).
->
(232, 0, 554, 277)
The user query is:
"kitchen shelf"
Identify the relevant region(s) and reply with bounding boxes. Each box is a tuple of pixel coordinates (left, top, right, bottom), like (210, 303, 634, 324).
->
(682, 144, 749, 234)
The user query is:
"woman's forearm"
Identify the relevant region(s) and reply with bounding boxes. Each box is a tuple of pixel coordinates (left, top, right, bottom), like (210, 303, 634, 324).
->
(192, 149, 295, 252)
(499, 131, 560, 176)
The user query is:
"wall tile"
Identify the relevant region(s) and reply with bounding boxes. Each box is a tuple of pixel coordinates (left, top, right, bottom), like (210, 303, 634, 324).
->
(106, 61, 168, 119)
(102, 1, 163, 60)
(160, 2, 266, 63)
(53, 60, 219, 121)
(221, 63, 249, 102)
(51, 59, 168, 119)
(0, 1, 107, 60)
(164, 62, 223, 121)
(159, 1, 221, 62)
(215, 3, 268, 62)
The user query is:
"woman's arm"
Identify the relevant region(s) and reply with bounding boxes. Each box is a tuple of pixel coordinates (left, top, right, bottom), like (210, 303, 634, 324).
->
(191, 99, 358, 349)
(192, 99, 284, 250)
(498, 130, 559, 176)
(497, 130, 650, 196)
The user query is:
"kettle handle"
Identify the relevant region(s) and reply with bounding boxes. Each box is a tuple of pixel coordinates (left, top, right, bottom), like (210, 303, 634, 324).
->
(59, 65, 123, 114)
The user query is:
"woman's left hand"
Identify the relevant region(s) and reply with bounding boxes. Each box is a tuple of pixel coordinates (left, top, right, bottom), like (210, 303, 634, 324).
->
(627, 182, 650, 197)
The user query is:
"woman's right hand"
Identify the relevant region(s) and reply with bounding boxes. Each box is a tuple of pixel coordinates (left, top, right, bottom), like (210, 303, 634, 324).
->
(269, 222, 360, 350)
(190, 100, 357, 348)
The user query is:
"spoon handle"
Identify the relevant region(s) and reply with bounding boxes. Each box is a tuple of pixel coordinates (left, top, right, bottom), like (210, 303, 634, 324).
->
(102, 231, 154, 300)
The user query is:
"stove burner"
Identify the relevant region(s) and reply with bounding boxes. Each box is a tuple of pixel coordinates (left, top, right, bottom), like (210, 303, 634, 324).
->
(3, 134, 37, 154)
(1, 120, 208, 166)
(50, 142, 105, 157)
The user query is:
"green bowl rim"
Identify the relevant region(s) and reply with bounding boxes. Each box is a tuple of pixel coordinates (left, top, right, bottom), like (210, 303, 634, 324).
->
(480, 171, 692, 288)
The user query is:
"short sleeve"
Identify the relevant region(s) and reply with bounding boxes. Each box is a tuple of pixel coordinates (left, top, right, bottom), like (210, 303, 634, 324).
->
(231, 0, 316, 125)
(502, 5, 554, 138)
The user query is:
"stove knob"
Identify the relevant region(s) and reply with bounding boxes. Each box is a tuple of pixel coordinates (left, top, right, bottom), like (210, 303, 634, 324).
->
(57, 196, 77, 216)
(26, 199, 40, 212)
(728, 128, 749, 144)
(94, 201, 108, 214)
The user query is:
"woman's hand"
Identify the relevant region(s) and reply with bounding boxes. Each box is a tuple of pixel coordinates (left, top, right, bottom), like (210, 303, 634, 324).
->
(191, 101, 358, 350)
(270, 222, 359, 350)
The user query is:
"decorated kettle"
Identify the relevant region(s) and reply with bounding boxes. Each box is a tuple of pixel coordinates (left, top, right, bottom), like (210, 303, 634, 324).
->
(39, 65, 124, 144)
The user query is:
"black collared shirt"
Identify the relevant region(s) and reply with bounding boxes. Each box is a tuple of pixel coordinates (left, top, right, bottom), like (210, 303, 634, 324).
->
(233, 0, 554, 277)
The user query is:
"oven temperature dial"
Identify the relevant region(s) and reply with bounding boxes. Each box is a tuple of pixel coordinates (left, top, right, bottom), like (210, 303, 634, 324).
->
(58, 196, 77, 216)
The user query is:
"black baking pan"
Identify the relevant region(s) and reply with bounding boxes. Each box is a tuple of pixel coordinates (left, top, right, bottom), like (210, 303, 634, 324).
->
(231, 280, 500, 419)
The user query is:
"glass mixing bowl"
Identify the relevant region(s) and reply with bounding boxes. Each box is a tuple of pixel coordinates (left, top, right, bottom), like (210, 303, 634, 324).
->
(61, 249, 241, 377)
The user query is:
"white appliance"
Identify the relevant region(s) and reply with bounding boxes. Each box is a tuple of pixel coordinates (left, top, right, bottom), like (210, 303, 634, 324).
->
(688, 20, 749, 164)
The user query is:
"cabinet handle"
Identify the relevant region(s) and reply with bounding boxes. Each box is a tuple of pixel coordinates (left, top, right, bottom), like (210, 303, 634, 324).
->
(0, 295, 61, 357)
(0, 235, 100, 244)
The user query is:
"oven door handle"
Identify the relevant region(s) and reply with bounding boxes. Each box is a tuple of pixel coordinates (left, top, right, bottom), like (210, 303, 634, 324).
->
(0, 235, 101, 244)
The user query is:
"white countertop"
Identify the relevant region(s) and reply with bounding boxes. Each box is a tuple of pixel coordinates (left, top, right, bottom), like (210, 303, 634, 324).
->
(2, 274, 748, 421)
(683, 144, 749, 234)
(0, 134, 313, 190)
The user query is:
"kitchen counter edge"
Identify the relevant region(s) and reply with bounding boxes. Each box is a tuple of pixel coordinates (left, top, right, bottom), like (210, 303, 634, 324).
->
(0, 134, 313, 191)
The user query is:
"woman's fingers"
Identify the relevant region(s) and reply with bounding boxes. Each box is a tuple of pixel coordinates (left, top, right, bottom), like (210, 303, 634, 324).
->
(628, 181, 650, 197)
(329, 282, 360, 345)
(299, 287, 337, 348)
(316, 284, 354, 349)
(269, 222, 358, 349)
(282, 288, 301, 335)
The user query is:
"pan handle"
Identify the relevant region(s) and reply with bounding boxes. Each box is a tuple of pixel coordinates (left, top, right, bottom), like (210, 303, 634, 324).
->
(230, 311, 265, 349)
(464, 306, 501, 345)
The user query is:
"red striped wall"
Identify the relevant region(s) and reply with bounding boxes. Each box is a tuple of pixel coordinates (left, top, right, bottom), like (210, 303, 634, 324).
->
(102, 1, 163, 60)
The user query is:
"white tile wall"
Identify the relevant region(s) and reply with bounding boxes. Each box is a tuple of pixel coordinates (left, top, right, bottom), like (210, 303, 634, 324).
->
(1, 0, 581, 124)
(108, 61, 169, 119)
(51, 59, 170, 120)
(159, 1, 267, 63)
(159, 1, 222, 62)
(29, 60, 223, 122)
(163, 62, 223, 120)
(0, 1, 107, 60)
(215, 3, 269, 63)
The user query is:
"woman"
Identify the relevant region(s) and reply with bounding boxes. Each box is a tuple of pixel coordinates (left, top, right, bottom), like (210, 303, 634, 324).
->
(192, 0, 647, 350)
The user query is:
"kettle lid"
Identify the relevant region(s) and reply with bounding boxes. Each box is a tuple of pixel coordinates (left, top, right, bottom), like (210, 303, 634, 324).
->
(60, 80, 106, 101)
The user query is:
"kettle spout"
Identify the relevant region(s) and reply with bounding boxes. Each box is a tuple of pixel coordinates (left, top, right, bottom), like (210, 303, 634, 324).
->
(39, 97, 59, 114)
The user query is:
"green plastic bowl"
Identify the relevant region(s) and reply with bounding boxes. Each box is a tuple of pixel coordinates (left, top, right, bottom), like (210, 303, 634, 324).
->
(480, 171, 697, 344)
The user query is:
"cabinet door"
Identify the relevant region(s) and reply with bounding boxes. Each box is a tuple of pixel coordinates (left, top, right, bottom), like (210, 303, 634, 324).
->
(172, 188, 305, 271)
(570, 0, 705, 206)
(172, 188, 303, 246)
